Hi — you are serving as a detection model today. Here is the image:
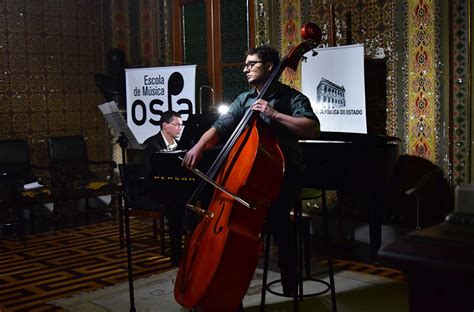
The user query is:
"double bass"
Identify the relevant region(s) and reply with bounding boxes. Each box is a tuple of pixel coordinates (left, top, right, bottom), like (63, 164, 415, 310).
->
(174, 23, 322, 311)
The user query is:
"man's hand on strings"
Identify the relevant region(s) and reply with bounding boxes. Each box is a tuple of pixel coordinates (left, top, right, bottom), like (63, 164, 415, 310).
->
(181, 127, 220, 170)
(182, 145, 203, 170)
(251, 99, 279, 120)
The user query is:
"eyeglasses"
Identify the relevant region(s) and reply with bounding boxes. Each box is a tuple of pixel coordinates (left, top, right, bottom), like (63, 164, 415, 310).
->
(168, 122, 184, 129)
(242, 61, 265, 70)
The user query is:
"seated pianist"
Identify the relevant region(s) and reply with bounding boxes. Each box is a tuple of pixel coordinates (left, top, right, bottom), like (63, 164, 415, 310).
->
(141, 110, 189, 266)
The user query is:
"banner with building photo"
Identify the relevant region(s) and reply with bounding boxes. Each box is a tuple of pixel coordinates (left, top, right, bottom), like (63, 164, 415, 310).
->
(301, 44, 367, 134)
(125, 65, 196, 143)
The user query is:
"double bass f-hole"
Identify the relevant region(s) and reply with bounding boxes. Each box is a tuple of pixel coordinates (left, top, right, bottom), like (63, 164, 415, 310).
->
(213, 200, 226, 234)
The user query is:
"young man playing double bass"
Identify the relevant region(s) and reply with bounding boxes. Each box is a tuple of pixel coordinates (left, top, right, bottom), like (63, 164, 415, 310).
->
(182, 45, 320, 302)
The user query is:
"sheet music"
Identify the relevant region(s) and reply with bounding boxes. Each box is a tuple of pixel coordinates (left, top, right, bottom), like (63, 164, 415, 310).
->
(156, 149, 187, 154)
(98, 101, 145, 149)
(23, 181, 44, 190)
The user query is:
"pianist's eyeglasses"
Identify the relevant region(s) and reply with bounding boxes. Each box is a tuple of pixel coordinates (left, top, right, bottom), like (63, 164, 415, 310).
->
(242, 61, 265, 70)
(169, 122, 184, 129)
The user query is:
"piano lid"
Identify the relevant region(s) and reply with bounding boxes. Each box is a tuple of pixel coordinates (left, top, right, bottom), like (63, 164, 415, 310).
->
(299, 131, 400, 144)
(298, 131, 399, 190)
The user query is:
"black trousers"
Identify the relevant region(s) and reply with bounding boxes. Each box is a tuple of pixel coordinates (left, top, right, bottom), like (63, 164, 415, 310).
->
(164, 200, 186, 265)
(265, 170, 302, 293)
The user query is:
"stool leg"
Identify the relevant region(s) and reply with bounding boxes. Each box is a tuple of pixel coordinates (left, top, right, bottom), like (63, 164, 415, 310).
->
(292, 202, 301, 311)
(322, 190, 337, 312)
(159, 215, 166, 255)
(124, 207, 136, 312)
(152, 219, 158, 240)
(118, 191, 124, 249)
(259, 232, 271, 312)
(303, 218, 311, 278)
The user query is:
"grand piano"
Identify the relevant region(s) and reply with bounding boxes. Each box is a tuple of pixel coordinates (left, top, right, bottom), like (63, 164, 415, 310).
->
(148, 131, 399, 260)
(148, 146, 221, 232)
(149, 102, 399, 258)
(300, 131, 399, 259)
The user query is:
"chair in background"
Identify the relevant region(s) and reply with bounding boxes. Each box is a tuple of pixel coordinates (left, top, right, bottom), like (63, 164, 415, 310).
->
(118, 162, 166, 253)
(0, 139, 52, 244)
(384, 154, 452, 229)
(0, 168, 27, 245)
(47, 135, 118, 224)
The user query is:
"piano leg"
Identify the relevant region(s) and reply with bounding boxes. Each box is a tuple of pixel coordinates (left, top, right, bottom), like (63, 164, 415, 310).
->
(335, 191, 345, 244)
(367, 188, 385, 260)
(338, 188, 382, 261)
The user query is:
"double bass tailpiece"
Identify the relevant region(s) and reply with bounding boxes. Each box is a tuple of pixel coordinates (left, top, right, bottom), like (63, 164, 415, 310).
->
(178, 156, 252, 209)
(186, 204, 215, 218)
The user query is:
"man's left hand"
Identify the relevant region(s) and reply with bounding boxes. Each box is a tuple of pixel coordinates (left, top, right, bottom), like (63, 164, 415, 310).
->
(251, 99, 279, 119)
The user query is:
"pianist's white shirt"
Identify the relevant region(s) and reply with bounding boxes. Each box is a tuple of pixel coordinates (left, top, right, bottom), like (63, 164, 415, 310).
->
(160, 131, 178, 151)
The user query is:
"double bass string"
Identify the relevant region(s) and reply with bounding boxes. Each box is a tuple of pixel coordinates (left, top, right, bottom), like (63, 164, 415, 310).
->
(184, 28, 321, 210)
(184, 51, 290, 207)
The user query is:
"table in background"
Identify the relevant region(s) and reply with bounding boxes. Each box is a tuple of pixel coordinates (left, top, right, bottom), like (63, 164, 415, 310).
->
(378, 223, 474, 312)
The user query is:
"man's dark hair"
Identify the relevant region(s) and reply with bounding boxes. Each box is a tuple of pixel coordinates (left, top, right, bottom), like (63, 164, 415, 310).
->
(160, 110, 181, 127)
(245, 45, 280, 68)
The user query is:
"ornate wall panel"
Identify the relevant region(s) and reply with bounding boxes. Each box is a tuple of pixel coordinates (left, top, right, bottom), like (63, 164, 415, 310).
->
(139, 0, 158, 65)
(0, 0, 110, 167)
(157, 0, 170, 65)
(110, 0, 165, 67)
(279, 0, 302, 88)
(450, 0, 470, 185)
(111, 0, 130, 58)
(255, 0, 272, 46)
(406, 0, 439, 163)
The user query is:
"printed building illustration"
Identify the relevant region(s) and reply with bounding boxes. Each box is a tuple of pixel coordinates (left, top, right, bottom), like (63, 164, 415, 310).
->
(316, 78, 346, 108)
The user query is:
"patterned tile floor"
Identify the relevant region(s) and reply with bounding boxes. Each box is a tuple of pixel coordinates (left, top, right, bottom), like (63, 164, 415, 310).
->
(0, 219, 405, 311)
(0, 219, 172, 311)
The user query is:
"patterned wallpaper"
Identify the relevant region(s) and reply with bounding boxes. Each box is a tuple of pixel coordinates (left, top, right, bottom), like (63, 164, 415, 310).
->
(268, 0, 472, 184)
(0, 0, 111, 168)
(0, 0, 471, 184)
(450, 0, 470, 185)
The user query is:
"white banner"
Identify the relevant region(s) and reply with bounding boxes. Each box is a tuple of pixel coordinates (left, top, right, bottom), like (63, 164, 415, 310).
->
(302, 44, 367, 134)
(125, 65, 196, 143)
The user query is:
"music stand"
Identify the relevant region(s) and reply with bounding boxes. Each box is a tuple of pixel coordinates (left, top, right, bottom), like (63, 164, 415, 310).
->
(98, 101, 143, 312)
(98, 101, 144, 162)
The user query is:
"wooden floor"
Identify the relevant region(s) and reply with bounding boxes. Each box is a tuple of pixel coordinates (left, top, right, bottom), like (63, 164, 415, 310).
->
(0, 219, 405, 311)
(0, 219, 173, 311)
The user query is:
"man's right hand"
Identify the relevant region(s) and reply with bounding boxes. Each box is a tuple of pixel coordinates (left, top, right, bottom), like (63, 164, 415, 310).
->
(182, 144, 204, 170)
(182, 127, 220, 170)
